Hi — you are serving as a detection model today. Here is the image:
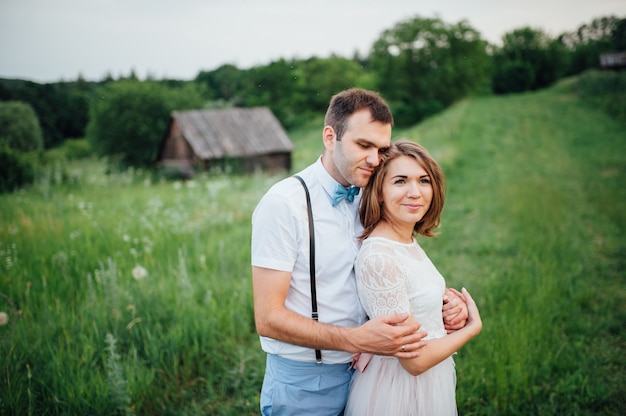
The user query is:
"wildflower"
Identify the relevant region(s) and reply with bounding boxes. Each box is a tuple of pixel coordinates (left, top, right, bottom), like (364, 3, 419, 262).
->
(132, 265, 148, 280)
(0, 311, 8, 326)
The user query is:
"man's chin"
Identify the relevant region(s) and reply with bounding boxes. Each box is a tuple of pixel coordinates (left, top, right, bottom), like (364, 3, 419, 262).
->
(352, 178, 370, 188)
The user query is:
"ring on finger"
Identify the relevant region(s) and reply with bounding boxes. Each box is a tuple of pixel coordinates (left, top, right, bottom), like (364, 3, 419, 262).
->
(401, 344, 406, 352)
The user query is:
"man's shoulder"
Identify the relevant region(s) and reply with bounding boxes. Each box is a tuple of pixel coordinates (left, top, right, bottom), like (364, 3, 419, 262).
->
(267, 164, 320, 196)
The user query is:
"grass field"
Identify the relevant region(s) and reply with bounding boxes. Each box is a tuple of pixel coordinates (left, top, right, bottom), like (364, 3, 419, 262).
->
(1, 75, 625, 415)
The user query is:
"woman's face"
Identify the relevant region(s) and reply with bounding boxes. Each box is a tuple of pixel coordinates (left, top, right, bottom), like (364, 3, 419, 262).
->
(381, 155, 433, 228)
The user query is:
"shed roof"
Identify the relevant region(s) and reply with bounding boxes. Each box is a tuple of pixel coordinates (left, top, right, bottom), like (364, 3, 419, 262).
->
(172, 107, 293, 160)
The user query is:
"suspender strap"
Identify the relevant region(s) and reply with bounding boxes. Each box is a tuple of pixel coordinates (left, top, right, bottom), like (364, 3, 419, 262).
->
(293, 175, 322, 364)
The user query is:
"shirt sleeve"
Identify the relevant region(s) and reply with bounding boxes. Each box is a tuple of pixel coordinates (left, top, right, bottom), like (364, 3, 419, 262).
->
(356, 249, 411, 318)
(251, 190, 300, 272)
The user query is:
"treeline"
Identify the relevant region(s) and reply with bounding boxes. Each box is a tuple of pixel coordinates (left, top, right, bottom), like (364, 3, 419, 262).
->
(0, 15, 624, 190)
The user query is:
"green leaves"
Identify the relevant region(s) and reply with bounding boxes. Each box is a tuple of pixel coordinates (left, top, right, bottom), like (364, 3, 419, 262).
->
(87, 81, 205, 168)
(369, 16, 491, 126)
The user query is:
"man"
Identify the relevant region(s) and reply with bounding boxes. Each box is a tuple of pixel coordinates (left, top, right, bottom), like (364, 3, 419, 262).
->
(251, 88, 466, 415)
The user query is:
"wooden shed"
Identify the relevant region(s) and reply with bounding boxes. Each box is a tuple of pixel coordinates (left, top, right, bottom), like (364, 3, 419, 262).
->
(599, 52, 626, 70)
(157, 107, 294, 175)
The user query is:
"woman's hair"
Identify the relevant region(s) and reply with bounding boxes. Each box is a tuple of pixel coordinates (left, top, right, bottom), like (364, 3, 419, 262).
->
(359, 140, 445, 240)
(324, 88, 394, 141)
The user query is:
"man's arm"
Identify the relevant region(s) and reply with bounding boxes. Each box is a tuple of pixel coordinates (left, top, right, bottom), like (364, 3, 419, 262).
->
(252, 266, 428, 358)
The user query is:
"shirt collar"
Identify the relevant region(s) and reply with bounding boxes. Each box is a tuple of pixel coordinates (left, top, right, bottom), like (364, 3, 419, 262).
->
(312, 156, 362, 206)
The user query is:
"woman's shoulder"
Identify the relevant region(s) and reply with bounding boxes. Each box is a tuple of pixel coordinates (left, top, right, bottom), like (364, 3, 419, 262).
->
(362, 236, 416, 248)
(358, 237, 405, 261)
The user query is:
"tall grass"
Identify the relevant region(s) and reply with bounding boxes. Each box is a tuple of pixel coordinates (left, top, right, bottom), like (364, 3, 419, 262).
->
(1, 166, 282, 414)
(403, 86, 625, 414)
(1, 78, 624, 414)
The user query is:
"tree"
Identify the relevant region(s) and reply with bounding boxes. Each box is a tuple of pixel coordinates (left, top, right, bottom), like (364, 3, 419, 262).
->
(613, 17, 626, 50)
(195, 64, 247, 105)
(558, 16, 624, 75)
(492, 27, 568, 93)
(297, 56, 369, 113)
(369, 16, 490, 125)
(197, 56, 372, 129)
(1, 80, 91, 148)
(87, 81, 205, 168)
(242, 59, 299, 126)
(0, 101, 43, 152)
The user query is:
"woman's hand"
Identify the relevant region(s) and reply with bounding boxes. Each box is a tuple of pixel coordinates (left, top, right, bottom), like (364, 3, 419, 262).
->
(442, 287, 468, 333)
(458, 288, 482, 337)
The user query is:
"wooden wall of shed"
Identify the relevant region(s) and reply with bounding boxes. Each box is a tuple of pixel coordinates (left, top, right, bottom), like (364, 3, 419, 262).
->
(241, 152, 292, 174)
(204, 152, 292, 175)
(159, 119, 194, 166)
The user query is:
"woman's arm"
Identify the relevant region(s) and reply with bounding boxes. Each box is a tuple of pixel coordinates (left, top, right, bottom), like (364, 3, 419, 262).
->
(252, 266, 428, 357)
(399, 288, 482, 376)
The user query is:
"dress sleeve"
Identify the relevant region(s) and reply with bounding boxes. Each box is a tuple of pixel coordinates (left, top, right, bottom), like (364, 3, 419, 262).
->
(356, 249, 411, 318)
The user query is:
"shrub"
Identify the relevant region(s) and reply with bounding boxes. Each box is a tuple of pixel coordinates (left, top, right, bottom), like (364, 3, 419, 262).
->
(87, 81, 205, 169)
(58, 138, 94, 160)
(492, 61, 535, 94)
(0, 146, 36, 193)
(0, 101, 44, 152)
(574, 70, 626, 124)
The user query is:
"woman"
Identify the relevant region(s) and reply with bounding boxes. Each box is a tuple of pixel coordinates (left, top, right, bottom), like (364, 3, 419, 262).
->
(345, 140, 482, 415)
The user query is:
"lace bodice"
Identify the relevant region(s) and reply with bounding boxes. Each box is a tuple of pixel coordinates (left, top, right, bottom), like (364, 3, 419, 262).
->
(355, 237, 447, 340)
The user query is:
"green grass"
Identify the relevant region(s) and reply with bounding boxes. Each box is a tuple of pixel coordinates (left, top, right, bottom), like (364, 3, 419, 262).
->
(1, 78, 625, 415)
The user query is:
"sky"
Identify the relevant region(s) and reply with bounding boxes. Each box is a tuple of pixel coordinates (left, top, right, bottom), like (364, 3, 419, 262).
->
(1, 0, 625, 83)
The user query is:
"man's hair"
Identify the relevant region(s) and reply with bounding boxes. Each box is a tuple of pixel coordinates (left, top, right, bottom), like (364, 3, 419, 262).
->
(359, 140, 446, 240)
(324, 88, 394, 141)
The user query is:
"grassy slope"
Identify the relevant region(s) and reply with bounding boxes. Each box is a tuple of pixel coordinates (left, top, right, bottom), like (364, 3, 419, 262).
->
(0, 81, 624, 415)
(397, 86, 625, 414)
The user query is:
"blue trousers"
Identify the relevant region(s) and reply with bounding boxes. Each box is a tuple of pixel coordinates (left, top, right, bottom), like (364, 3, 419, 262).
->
(260, 354, 354, 416)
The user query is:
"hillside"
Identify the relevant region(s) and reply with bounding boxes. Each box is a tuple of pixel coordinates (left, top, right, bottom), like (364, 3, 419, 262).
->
(1, 80, 624, 415)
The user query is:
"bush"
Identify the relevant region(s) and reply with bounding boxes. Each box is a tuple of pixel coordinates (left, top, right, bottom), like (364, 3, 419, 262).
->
(54, 138, 94, 160)
(574, 70, 626, 124)
(87, 81, 205, 168)
(0, 146, 36, 193)
(0, 101, 44, 152)
(492, 61, 535, 94)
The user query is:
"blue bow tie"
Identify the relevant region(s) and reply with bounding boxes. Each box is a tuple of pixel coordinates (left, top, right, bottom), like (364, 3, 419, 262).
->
(331, 184, 360, 206)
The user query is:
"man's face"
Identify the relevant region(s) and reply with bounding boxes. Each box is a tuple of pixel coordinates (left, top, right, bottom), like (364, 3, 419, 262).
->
(323, 108, 392, 188)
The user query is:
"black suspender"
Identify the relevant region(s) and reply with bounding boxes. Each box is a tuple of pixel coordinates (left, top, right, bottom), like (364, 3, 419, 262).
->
(292, 175, 322, 364)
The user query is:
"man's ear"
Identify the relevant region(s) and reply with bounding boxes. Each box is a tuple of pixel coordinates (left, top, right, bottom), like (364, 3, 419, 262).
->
(322, 126, 336, 150)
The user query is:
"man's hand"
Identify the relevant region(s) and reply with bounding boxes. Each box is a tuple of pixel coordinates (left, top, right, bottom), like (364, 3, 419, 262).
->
(352, 313, 428, 359)
(443, 287, 468, 333)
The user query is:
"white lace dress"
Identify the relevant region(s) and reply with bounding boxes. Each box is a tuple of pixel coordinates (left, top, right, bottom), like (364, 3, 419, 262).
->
(345, 237, 457, 416)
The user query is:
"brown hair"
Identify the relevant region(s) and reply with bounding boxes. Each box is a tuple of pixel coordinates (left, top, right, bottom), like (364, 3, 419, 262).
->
(359, 140, 445, 240)
(324, 88, 394, 141)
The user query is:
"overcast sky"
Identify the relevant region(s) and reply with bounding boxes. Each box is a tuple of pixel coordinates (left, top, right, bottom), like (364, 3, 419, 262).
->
(1, 0, 624, 83)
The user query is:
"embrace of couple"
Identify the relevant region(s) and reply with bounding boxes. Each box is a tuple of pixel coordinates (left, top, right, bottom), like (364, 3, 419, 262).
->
(251, 88, 482, 415)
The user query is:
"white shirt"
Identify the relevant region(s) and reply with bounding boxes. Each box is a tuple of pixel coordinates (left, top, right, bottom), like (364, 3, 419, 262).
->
(251, 157, 367, 364)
